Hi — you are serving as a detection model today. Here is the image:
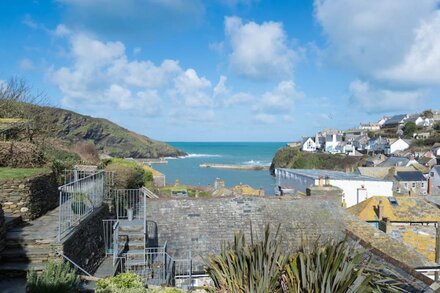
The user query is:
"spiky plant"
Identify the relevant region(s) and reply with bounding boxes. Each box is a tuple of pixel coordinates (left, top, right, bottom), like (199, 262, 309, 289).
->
(206, 224, 285, 293)
(281, 239, 408, 293)
(27, 260, 80, 293)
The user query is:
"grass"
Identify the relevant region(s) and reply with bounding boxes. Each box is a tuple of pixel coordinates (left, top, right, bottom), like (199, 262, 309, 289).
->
(159, 185, 210, 197)
(0, 167, 49, 180)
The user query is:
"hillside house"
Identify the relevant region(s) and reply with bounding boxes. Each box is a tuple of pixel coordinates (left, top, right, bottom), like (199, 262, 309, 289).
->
(418, 156, 437, 169)
(356, 166, 416, 180)
(429, 166, 440, 196)
(432, 143, 440, 157)
(377, 116, 389, 127)
(407, 114, 433, 128)
(382, 114, 408, 129)
(385, 138, 410, 155)
(301, 137, 316, 152)
(365, 154, 387, 167)
(367, 136, 389, 153)
(359, 122, 380, 131)
(394, 171, 428, 196)
(348, 196, 440, 262)
(325, 133, 343, 153)
(378, 156, 410, 167)
(275, 168, 393, 207)
(352, 135, 369, 152)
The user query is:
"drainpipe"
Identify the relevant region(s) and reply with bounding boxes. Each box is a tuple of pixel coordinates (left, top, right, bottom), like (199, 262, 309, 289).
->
(436, 222, 440, 281)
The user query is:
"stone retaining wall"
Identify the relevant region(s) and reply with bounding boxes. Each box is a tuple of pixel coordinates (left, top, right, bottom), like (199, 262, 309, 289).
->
(58, 205, 109, 274)
(0, 172, 58, 220)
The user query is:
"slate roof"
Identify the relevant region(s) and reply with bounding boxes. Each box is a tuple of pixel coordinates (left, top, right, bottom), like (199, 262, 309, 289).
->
(348, 196, 440, 222)
(357, 166, 416, 179)
(395, 171, 427, 182)
(278, 168, 385, 181)
(384, 114, 408, 125)
(378, 157, 410, 167)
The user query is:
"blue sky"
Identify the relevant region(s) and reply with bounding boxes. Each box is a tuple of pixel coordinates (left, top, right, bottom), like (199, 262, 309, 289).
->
(1, 0, 440, 142)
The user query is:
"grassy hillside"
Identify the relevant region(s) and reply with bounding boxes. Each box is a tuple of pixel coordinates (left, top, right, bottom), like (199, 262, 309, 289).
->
(1, 103, 186, 158)
(270, 147, 366, 175)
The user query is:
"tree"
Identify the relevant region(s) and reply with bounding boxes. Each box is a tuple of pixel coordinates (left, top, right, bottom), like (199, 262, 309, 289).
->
(402, 121, 417, 138)
(423, 109, 434, 118)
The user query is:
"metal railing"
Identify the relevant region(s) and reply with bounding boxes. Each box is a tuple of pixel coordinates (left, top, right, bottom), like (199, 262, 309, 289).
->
(103, 219, 117, 256)
(141, 186, 159, 199)
(115, 189, 147, 221)
(57, 251, 92, 277)
(58, 171, 105, 241)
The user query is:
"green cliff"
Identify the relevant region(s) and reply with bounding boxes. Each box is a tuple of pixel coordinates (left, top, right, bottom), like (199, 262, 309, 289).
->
(270, 147, 366, 175)
(1, 103, 185, 158)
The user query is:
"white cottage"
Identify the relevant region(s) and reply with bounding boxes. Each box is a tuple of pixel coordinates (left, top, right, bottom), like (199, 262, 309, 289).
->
(301, 137, 316, 152)
(385, 138, 410, 155)
(275, 168, 393, 207)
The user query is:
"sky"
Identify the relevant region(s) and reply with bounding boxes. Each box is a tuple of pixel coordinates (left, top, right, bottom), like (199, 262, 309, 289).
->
(1, 0, 440, 142)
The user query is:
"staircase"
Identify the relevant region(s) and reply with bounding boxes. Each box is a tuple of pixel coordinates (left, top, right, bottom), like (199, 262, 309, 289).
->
(0, 209, 59, 276)
(117, 219, 146, 269)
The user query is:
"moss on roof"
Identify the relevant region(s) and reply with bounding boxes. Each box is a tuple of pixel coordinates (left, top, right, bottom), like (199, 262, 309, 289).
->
(348, 196, 440, 222)
(232, 184, 260, 196)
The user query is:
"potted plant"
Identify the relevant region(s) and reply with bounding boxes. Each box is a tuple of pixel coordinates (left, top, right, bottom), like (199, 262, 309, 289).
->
(127, 207, 133, 221)
(70, 192, 90, 214)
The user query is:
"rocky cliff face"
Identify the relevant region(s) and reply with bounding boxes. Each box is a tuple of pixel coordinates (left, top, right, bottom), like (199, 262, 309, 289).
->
(26, 105, 186, 158)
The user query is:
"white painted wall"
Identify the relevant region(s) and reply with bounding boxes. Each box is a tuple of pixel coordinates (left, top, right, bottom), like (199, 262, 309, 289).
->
(275, 169, 393, 208)
(328, 179, 393, 207)
(389, 138, 409, 154)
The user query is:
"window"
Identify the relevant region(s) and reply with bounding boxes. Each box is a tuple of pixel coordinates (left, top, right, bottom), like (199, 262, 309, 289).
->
(421, 182, 425, 188)
(412, 182, 416, 188)
(431, 172, 435, 177)
(404, 183, 408, 188)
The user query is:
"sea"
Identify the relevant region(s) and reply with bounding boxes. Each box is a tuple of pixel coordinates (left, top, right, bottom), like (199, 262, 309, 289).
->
(153, 142, 286, 195)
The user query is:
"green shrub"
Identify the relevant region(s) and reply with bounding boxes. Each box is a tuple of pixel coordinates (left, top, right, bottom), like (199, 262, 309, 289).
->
(96, 273, 146, 293)
(26, 260, 79, 293)
(105, 160, 145, 189)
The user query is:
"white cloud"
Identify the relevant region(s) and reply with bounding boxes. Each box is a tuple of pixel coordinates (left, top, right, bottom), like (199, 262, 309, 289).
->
(348, 79, 423, 113)
(224, 92, 253, 107)
(225, 16, 297, 80)
(315, 0, 440, 86)
(50, 32, 215, 118)
(213, 75, 228, 97)
(19, 58, 34, 71)
(53, 24, 72, 37)
(253, 80, 304, 123)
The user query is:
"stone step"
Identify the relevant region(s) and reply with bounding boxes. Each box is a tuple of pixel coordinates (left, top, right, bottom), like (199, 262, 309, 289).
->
(0, 262, 46, 276)
(4, 215, 22, 230)
(0, 248, 50, 263)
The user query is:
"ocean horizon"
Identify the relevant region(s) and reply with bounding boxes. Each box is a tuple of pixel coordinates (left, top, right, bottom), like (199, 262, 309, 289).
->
(154, 141, 287, 195)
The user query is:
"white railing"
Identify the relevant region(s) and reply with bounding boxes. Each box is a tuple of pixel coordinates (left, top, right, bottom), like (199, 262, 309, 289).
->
(113, 221, 120, 266)
(115, 189, 147, 221)
(103, 219, 117, 256)
(58, 171, 105, 241)
(141, 186, 159, 199)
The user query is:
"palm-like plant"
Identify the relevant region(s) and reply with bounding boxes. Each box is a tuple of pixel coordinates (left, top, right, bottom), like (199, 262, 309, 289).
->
(206, 225, 408, 293)
(282, 239, 407, 293)
(207, 224, 285, 293)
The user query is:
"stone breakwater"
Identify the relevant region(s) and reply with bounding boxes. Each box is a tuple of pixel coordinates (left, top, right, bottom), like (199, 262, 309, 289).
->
(199, 163, 270, 171)
(0, 172, 58, 220)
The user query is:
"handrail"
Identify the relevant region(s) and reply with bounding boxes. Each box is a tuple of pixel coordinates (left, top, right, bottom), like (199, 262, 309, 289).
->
(57, 251, 92, 277)
(59, 170, 105, 190)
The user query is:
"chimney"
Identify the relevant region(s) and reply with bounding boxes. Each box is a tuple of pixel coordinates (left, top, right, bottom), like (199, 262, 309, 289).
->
(318, 176, 324, 187)
(324, 176, 330, 186)
(378, 200, 385, 220)
(428, 176, 433, 195)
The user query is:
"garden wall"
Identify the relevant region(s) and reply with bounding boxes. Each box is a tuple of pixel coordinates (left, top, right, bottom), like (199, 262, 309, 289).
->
(0, 172, 58, 220)
(57, 205, 110, 274)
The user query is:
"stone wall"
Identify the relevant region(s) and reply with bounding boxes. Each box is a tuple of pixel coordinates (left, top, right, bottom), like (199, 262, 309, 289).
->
(0, 172, 58, 220)
(146, 197, 346, 271)
(58, 205, 109, 274)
